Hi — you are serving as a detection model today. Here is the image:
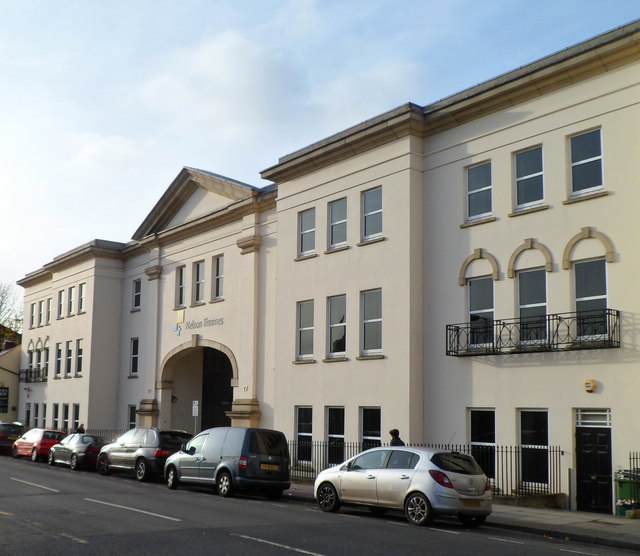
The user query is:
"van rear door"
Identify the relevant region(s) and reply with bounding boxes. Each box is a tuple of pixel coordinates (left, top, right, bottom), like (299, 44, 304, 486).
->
(247, 430, 290, 480)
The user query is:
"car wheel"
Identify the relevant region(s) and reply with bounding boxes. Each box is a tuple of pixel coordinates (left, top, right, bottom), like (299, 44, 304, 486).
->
(31, 448, 39, 462)
(265, 489, 283, 500)
(135, 458, 149, 482)
(217, 471, 234, 497)
(70, 454, 79, 471)
(459, 515, 486, 528)
(48, 451, 55, 466)
(12, 447, 19, 458)
(96, 454, 111, 475)
(404, 492, 433, 526)
(317, 482, 341, 513)
(167, 466, 179, 490)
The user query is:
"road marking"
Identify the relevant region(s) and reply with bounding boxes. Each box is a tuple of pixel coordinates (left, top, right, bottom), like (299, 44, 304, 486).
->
(489, 537, 524, 544)
(428, 527, 460, 535)
(559, 550, 597, 555)
(60, 532, 88, 544)
(84, 498, 182, 522)
(10, 478, 60, 492)
(233, 534, 327, 556)
(0, 511, 14, 516)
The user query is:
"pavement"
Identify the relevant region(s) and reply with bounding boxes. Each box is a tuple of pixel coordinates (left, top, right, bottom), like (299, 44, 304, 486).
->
(285, 480, 640, 552)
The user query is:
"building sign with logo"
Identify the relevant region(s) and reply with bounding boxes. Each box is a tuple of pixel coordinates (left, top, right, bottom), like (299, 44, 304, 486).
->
(0, 387, 8, 413)
(172, 309, 224, 336)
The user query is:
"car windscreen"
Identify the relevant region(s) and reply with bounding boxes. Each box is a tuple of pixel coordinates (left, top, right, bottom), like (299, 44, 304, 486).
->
(82, 435, 104, 444)
(249, 430, 289, 458)
(159, 431, 192, 450)
(0, 425, 23, 435)
(430, 452, 484, 475)
(44, 431, 66, 441)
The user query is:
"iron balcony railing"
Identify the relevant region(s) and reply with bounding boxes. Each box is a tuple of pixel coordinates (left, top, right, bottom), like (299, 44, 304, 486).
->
(289, 440, 563, 497)
(446, 308, 620, 356)
(18, 367, 48, 383)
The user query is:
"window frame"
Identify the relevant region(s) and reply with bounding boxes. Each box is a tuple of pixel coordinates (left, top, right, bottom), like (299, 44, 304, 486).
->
(327, 295, 346, 358)
(361, 407, 381, 450)
(64, 341, 72, 376)
(361, 187, 382, 242)
(517, 268, 547, 344)
(515, 146, 544, 209)
(466, 161, 492, 220)
(468, 276, 494, 346)
(132, 278, 142, 310)
(55, 343, 62, 377)
(360, 288, 382, 355)
(78, 283, 86, 313)
(326, 406, 345, 465)
(75, 339, 83, 375)
(57, 290, 65, 319)
(295, 406, 313, 463)
(296, 300, 314, 360)
(192, 261, 205, 305)
(213, 255, 224, 300)
(470, 408, 496, 480)
(175, 266, 186, 308)
(67, 286, 75, 316)
(570, 128, 603, 196)
(328, 197, 347, 250)
(574, 258, 608, 339)
(519, 409, 549, 486)
(298, 207, 316, 257)
(130, 337, 139, 375)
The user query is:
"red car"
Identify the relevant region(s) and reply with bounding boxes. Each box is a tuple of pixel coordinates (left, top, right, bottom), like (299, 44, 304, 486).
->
(12, 428, 67, 461)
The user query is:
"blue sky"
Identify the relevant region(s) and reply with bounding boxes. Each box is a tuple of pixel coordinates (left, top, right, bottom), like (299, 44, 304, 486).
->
(1, 0, 638, 287)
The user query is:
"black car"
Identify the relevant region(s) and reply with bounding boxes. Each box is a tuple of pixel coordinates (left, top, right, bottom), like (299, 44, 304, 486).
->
(48, 433, 105, 470)
(97, 427, 192, 481)
(0, 422, 25, 454)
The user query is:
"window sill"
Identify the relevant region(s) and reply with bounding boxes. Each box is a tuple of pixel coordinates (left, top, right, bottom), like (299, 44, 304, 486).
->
(63, 375, 72, 379)
(53, 376, 61, 380)
(66, 314, 75, 318)
(209, 298, 224, 304)
(563, 190, 609, 205)
(130, 308, 141, 313)
(190, 302, 206, 308)
(357, 236, 386, 247)
(460, 216, 497, 228)
(74, 374, 83, 378)
(77, 310, 86, 315)
(323, 356, 349, 363)
(174, 305, 186, 311)
(324, 245, 350, 255)
(292, 359, 317, 365)
(128, 374, 139, 379)
(356, 354, 385, 360)
(294, 253, 318, 262)
(508, 204, 549, 217)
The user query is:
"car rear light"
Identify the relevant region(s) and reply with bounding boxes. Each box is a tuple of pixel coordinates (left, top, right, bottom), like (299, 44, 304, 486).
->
(154, 449, 170, 457)
(239, 456, 248, 469)
(429, 469, 454, 488)
(485, 478, 492, 491)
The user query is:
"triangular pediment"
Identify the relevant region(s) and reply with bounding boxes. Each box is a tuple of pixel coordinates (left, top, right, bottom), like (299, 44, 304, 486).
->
(132, 167, 260, 241)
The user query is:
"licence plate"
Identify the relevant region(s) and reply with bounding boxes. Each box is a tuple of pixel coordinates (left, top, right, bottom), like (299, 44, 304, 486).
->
(260, 463, 279, 471)
(461, 499, 481, 508)
(8, 436, 17, 441)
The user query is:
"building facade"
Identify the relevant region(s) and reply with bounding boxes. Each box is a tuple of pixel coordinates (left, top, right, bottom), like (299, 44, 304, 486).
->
(17, 21, 640, 513)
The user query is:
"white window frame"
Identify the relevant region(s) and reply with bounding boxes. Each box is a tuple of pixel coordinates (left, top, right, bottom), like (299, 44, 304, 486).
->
(519, 409, 549, 487)
(65, 341, 72, 376)
(517, 268, 547, 345)
(67, 286, 75, 316)
(213, 255, 224, 300)
(53, 403, 59, 429)
(130, 338, 139, 375)
(298, 208, 316, 257)
(574, 258, 607, 340)
(72, 404, 80, 432)
(128, 405, 137, 429)
(176, 266, 186, 307)
(467, 161, 492, 220)
(193, 261, 205, 304)
(62, 403, 69, 432)
(361, 187, 382, 241)
(37, 301, 43, 327)
(29, 303, 35, 328)
(361, 407, 381, 449)
(515, 146, 544, 209)
(296, 300, 314, 360)
(78, 283, 86, 313)
(132, 278, 142, 310)
(46, 298, 52, 324)
(57, 290, 65, 319)
(328, 197, 347, 249)
(468, 276, 494, 347)
(360, 288, 382, 354)
(75, 339, 83, 375)
(570, 128, 603, 195)
(327, 295, 346, 357)
(55, 343, 62, 377)
(295, 406, 313, 463)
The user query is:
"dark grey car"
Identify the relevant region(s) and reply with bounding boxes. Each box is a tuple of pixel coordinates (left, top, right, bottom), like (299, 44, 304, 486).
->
(97, 427, 192, 481)
(0, 422, 25, 454)
(164, 427, 290, 499)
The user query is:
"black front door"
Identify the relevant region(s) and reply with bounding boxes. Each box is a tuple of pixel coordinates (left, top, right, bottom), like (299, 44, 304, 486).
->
(576, 427, 612, 513)
(201, 348, 232, 430)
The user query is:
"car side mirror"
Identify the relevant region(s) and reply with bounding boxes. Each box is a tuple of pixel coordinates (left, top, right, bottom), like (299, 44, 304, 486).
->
(187, 446, 196, 456)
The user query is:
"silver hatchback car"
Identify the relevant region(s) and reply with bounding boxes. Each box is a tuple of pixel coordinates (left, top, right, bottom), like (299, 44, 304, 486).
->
(314, 446, 492, 527)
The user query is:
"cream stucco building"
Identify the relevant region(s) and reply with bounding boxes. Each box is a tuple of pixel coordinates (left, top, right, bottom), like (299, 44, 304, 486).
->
(17, 20, 640, 513)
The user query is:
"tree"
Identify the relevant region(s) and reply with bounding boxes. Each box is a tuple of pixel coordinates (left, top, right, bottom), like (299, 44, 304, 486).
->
(0, 282, 22, 340)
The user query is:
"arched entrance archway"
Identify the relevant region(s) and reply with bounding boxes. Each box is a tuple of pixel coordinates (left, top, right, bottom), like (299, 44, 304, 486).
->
(159, 339, 237, 433)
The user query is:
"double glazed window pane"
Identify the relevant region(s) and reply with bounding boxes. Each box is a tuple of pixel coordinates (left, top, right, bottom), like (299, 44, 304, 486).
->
(329, 198, 347, 247)
(362, 188, 382, 240)
(362, 289, 382, 352)
(468, 162, 491, 217)
(299, 208, 315, 255)
(575, 259, 607, 336)
(516, 148, 543, 206)
(469, 277, 493, 344)
(571, 130, 602, 192)
(519, 269, 547, 341)
(297, 301, 314, 357)
(329, 296, 346, 355)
